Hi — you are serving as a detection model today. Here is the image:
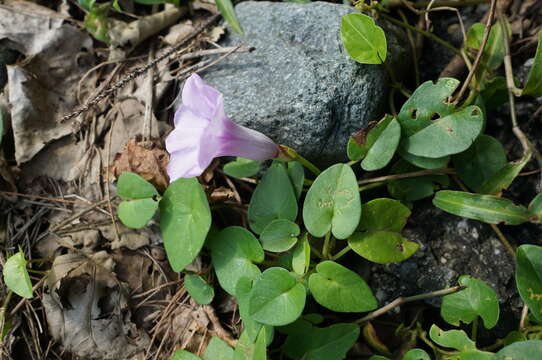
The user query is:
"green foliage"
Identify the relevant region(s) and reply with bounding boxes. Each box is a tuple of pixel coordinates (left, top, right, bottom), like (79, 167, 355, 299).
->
(388, 160, 450, 202)
(441, 275, 500, 329)
(358, 115, 401, 171)
(203, 337, 234, 360)
(357, 198, 411, 232)
(248, 162, 298, 234)
(116, 173, 159, 228)
(215, 0, 244, 35)
(223, 157, 262, 178)
(433, 191, 531, 225)
(303, 164, 361, 239)
(209, 226, 264, 296)
(248, 267, 306, 326)
(308, 260, 377, 312)
(184, 274, 214, 305)
(403, 349, 431, 360)
(340, 13, 387, 64)
(495, 340, 542, 359)
(160, 178, 211, 272)
(291, 234, 310, 275)
(3, 251, 33, 299)
(287, 162, 305, 200)
(516, 245, 542, 323)
(528, 193, 542, 221)
(84, 4, 110, 43)
(466, 22, 508, 72)
(172, 349, 201, 360)
(478, 154, 530, 195)
(259, 219, 299, 252)
(234, 328, 267, 360)
(523, 31, 542, 97)
(429, 325, 494, 358)
(78, 0, 96, 11)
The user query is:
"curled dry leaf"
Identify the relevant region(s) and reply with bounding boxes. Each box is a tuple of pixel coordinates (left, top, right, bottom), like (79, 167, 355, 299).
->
(110, 139, 170, 192)
(42, 251, 150, 360)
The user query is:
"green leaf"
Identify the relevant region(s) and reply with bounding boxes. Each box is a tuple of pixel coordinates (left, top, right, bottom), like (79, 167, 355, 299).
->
(235, 277, 274, 345)
(292, 234, 311, 275)
(523, 31, 542, 97)
(429, 325, 476, 352)
(369, 357, 389, 360)
(308, 261, 377, 312)
(340, 13, 387, 64)
(288, 162, 305, 200)
(260, 219, 299, 252)
(117, 172, 158, 200)
(361, 116, 401, 171)
(433, 190, 531, 225)
(529, 193, 542, 221)
(397, 78, 460, 137)
(348, 231, 418, 264)
(204, 337, 234, 360)
(283, 323, 360, 360)
(234, 328, 267, 360)
(160, 178, 212, 272)
(118, 198, 158, 229)
(172, 349, 202, 360)
(402, 106, 483, 158)
(223, 157, 262, 179)
(248, 267, 306, 326)
(403, 349, 430, 360)
(387, 160, 449, 202)
(215, 0, 244, 35)
(495, 340, 542, 359)
(209, 226, 264, 296)
(453, 135, 507, 192)
(78, 0, 96, 11)
(480, 76, 508, 110)
(466, 22, 508, 71)
(478, 155, 530, 195)
(303, 164, 361, 239)
(248, 162, 298, 234)
(516, 245, 542, 323)
(3, 251, 33, 299)
(358, 198, 411, 232)
(398, 148, 450, 170)
(441, 275, 500, 329)
(84, 5, 110, 43)
(185, 274, 214, 305)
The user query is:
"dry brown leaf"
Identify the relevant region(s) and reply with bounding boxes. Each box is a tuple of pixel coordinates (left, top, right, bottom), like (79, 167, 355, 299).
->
(110, 139, 170, 192)
(163, 20, 196, 47)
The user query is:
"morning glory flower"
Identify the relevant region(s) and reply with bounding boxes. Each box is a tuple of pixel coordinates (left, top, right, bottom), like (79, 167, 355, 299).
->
(166, 73, 280, 181)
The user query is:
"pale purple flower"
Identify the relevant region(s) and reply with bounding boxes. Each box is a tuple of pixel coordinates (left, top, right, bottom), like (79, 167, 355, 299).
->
(166, 74, 280, 181)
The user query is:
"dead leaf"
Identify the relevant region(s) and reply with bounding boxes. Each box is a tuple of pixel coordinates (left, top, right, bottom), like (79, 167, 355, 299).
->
(163, 20, 195, 47)
(110, 139, 170, 192)
(43, 252, 150, 360)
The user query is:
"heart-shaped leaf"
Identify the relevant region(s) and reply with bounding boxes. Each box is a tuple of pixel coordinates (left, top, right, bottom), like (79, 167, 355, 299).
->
(223, 157, 262, 178)
(358, 198, 411, 232)
(160, 178, 211, 272)
(209, 226, 264, 296)
(348, 231, 418, 264)
(516, 245, 542, 323)
(303, 164, 361, 239)
(3, 251, 33, 299)
(260, 219, 300, 252)
(441, 275, 500, 329)
(403, 349, 430, 360)
(248, 267, 306, 326)
(117, 172, 158, 200)
(308, 261, 377, 312)
(495, 340, 542, 360)
(433, 190, 531, 225)
(185, 274, 214, 305)
(340, 13, 387, 64)
(118, 198, 158, 229)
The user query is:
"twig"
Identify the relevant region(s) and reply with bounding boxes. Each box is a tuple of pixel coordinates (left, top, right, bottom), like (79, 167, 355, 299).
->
(355, 285, 465, 324)
(48, 198, 111, 232)
(203, 305, 237, 348)
(358, 168, 454, 185)
(519, 304, 529, 330)
(60, 13, 220, 124)
(176, 46, 254, 62)
(9, 276, 47, 317)
(105, 116, 121, 245)
(453, 0, 498, 105)
(490, 224, 516, 259)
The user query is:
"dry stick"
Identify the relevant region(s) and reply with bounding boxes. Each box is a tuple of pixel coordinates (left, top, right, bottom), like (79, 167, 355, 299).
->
(142, 41, 156, 141)
(176, 46, 254, 61)
(48, 198, 111, 232)
(490, 224, 516, 259)
(355, 285, 465, 324)
(358, 168, 455, 185)
(203, 305, 237, 348)
(9, 276, 47, 317)
(0, 191, 90, 205)
(60, 13, 220, 125)
(105, 116, 121, 245)
(519, 304, 529, 330)
(453, 0, 498, 105)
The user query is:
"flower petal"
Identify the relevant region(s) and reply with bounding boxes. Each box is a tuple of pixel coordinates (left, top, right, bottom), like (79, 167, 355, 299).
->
(167, 149, 208, 180)
(180, 73, 221, 122)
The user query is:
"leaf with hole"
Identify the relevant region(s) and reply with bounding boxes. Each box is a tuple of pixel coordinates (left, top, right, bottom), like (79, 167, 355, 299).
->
(523, 31, 542, 97)
(3, 251, 33, 299)
(248, 267, 306, 326)
(516, 245, 542, 323)
(292, 234, 311, 275)
(248, 162, 298, 234)
(453, 135, 507, 192)
(118, 198, 158, 229)
(303, 164, 361, 239)
(433, 190, 531, 225)
(117, 172, 158, 200)
(402, 106, 483, 158)
(224, 157, 262, 179)
(185, 274, 214, 305)
(358, 198, 411, 232)
(441, 275, 500, 329)
(348, 231, 418, 264)
(160, 178, 211, 272)
(215, 0, 244, 35)
(209, 226, 264, 296)
(340, 13, 387, 64)
(361, 116, 401, 171)
(260, 219, 300, 252)
(308, 261, 377, 312)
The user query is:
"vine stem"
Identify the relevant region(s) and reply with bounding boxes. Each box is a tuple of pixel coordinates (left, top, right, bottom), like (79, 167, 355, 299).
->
(322, 232, 332, 259)
(331, 246, 351, 261)
(355, 285, 465, 324)
(358, 168, 454, 185)
(471, 316, 479, 341)
(278, 145, 322, 176)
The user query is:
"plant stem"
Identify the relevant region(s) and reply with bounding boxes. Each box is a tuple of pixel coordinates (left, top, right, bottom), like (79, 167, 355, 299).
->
(379, 12, 461, 56)
(331, 246, 352, 261)
(279, 145, 322, 176)
(358, 168, 454, 185)
(322, 232, 332, 259)
(471, 316, 479, 341)
(359, 182, 386, 192)
(356, 285, 465, 324)
(490, 224, 516, 260)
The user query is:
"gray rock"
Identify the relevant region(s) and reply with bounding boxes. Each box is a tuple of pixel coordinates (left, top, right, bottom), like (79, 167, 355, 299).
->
(201, 1, 408, 164)
(369, 204, 518, 310)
